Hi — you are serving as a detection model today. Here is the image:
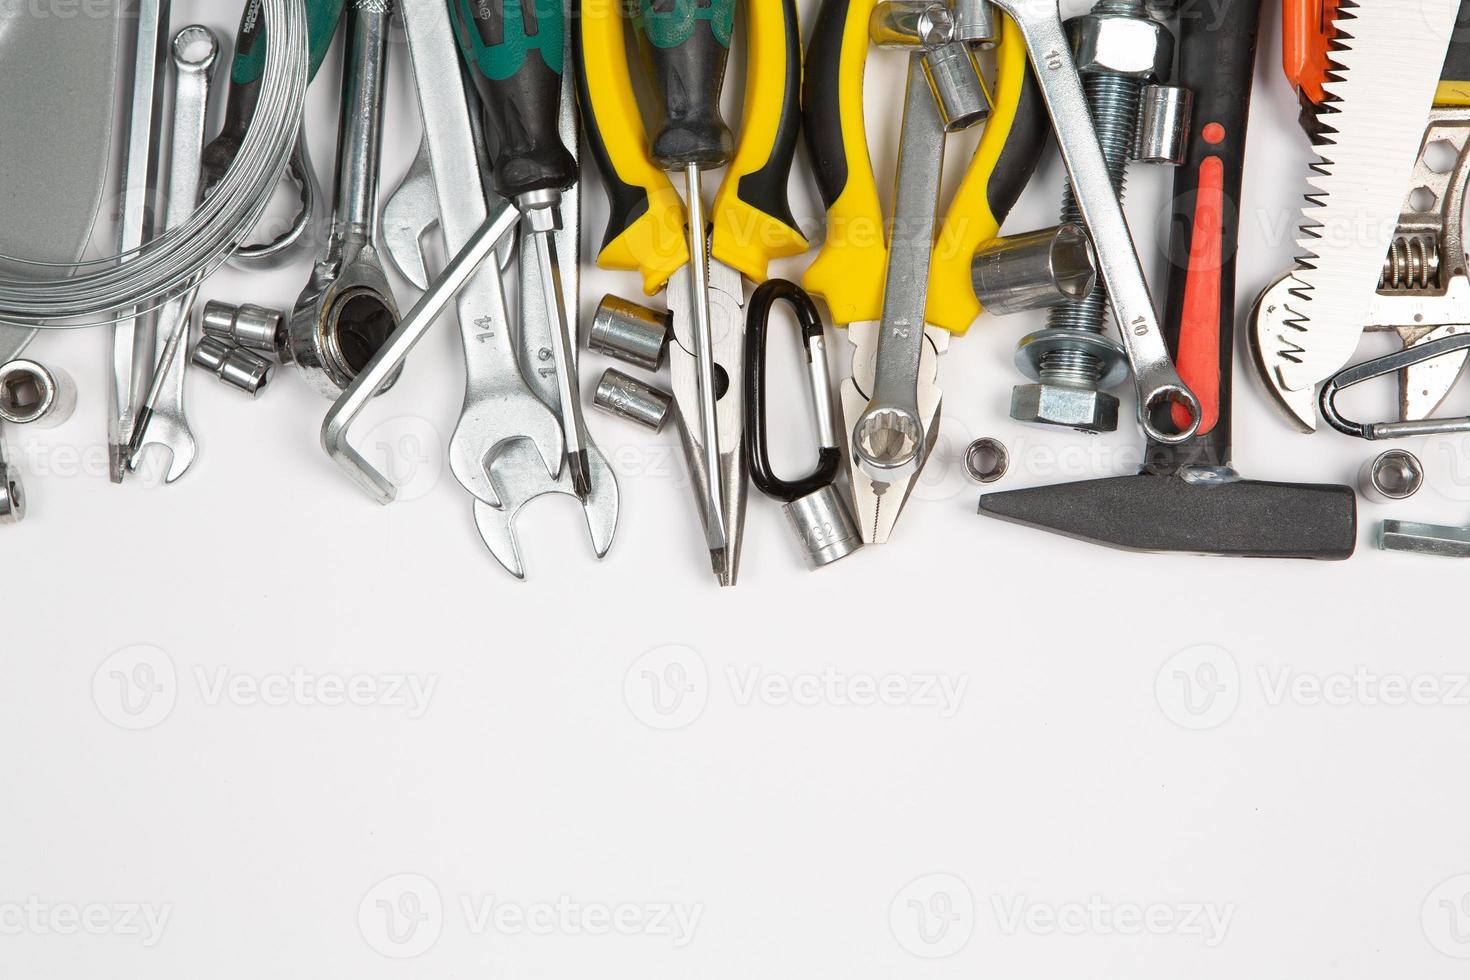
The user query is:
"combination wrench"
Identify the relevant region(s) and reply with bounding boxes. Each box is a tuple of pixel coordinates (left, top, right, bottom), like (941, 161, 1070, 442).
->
(399, 0, 564, 507)
(284, 0, 399, 398)
(109, 0, 173, 482)
(128, 25, 219, 484)
(988, 0, 1200, 444)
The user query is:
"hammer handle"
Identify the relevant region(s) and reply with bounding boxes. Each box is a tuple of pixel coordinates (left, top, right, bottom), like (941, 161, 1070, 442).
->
(1148, 0, 1263, 473)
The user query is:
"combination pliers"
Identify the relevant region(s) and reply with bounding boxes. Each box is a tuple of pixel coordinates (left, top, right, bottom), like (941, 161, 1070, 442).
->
(801, 2, 1048, 545)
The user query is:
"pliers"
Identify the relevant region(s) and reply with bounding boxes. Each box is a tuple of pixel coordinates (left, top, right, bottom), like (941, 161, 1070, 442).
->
(801, 2, 1047, 544)
(575, 0, 809, 586)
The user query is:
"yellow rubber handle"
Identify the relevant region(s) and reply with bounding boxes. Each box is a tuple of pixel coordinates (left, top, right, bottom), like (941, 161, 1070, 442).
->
(927, 16, 1040, 334)
(799, 0, 887, 326)
(573, 0, 688, 295)
(711, 0, 811, 282)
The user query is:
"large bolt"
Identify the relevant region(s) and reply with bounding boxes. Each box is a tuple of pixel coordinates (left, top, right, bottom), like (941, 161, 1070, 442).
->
(1010, 0, 1174, 434)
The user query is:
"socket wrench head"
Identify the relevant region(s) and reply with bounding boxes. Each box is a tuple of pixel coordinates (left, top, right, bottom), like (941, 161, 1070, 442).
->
(0, 359, 76, 428)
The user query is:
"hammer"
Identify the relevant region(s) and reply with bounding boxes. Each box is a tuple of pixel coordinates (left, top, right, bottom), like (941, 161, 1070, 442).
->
(978, 0, 1357, 559)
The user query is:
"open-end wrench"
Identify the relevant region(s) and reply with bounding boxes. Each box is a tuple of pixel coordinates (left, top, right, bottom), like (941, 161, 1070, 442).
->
(398, 0, 564, 504)
(323, 204, 522, 502)
(473, 32, 618, 581)
(0, 429, 22, 525)
(128, 26, 219, 484)
(109, 0, 172, 483)
(284, 0, 400, 399)
(987, 0, 1200, 444)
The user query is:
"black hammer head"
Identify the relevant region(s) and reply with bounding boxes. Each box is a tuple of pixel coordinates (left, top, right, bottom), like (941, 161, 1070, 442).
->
(978, 474, 1357, 560)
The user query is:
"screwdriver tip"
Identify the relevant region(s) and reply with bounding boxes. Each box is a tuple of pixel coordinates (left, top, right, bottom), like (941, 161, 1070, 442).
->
(568, 450, 593, 500)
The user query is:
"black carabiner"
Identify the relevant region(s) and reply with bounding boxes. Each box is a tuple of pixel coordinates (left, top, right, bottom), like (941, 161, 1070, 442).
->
(1321, 332, 1470, 439)
(743, 279, 843, 503)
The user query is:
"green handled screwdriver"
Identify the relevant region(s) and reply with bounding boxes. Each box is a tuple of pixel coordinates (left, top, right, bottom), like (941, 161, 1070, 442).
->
(450, 0, 591, 497)
(627, 0, 737, 555)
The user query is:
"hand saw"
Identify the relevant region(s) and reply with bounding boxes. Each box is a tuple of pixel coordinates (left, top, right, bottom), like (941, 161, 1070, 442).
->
(1256, 0, 1462, 425)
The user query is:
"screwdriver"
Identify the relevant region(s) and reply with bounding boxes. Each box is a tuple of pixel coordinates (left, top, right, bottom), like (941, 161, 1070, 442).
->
(627, 0, 736, 556)
(450, 0, 592, 496)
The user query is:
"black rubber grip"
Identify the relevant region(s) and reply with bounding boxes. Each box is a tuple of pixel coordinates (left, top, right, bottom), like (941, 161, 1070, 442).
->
(744, 279, 841, 503)
(453, 0, 577, 199)
(1445, 0, 1470, 83)
(801, 0, 851, 211)
(632, 0, 735, 170)
(985, 65, 1048, 223)
(1146, 0, 1263, 473)
(732, 0, 803, 239)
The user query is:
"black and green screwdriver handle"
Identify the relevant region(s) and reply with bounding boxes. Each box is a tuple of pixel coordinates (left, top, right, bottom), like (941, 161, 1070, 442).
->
(448, 0, 577, 201)
(573, 0, 810, 293)
(201, 0, 345, 186)
(800, 1, 1048, 333)
(1146, 0, 1263, 472)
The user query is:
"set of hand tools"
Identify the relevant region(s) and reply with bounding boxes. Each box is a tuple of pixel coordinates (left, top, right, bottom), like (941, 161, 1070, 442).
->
(5, 0, 1470, 572)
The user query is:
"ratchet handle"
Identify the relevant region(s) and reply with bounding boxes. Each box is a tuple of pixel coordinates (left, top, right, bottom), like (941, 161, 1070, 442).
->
(926, 14, 1047, 335)
(711, 0, 810, 282)
(801, 0, 887, 325)
(573, 0, 690, 294)
(630, 0, 736, 170)
(451, 0, 577, 199)
(1150, 0, 1262, 469)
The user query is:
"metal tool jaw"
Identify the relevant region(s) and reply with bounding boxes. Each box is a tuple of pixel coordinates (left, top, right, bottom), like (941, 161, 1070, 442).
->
(667, 256, 748, 585)
(470, 39, 619, 582)
(1252, 107, 1470, 431)
(842, 320, 946, 545)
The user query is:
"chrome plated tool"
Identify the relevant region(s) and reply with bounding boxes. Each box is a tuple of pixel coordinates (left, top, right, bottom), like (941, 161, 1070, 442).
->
(400, 0, 564, 510)
(109, 0, 172, 483)
(284, 0, 399, 398)
(128, 25, 220, 484)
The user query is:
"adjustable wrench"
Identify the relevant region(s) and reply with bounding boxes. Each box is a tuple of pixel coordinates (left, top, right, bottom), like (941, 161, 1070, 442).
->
(128, 25, 219, 484)
(987, 0, 1200, 444)
(398, 0, 563, 506)
(284, 0, 399, 398)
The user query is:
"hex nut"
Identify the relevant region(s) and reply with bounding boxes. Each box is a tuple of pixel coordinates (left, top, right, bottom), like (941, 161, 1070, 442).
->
(1068, 13, 1174, 82)
(1010, 383, 1120, 433)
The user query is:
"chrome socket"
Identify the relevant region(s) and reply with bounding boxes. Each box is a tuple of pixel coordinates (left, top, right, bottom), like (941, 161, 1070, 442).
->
(1134, 84, 1193, 165)
(203, 300, 287, 354)
(0, 359, 77, 428)
(593, 368, 673, 432)
(972, 224, 1097, 315)
(193, 336, 275, 397)
(783, 484, 863, 569)
(589, 295, 672, 372)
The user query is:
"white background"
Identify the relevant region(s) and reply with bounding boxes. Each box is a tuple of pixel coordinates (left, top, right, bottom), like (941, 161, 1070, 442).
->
(6, 0, 1470, 976)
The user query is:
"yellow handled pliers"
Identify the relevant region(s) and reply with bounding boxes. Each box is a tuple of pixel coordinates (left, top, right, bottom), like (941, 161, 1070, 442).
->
(574, 0, 809, 585)
(801, 1, 1048, 544)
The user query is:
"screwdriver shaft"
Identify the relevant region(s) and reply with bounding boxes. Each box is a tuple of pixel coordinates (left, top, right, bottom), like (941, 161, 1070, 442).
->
(527, 208, 592, 498)
(684, 164, 727, 554)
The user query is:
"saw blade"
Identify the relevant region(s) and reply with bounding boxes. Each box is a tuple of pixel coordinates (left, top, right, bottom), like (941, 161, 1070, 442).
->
(1268, 0, 1461, 404)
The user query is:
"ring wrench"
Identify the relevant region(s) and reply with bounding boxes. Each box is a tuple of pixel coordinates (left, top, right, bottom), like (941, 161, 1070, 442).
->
(987, 0, 1200, 443)
(399, 0, 564, 506)
(128, 25, 219, 484)
(284, 0, 400, 398)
